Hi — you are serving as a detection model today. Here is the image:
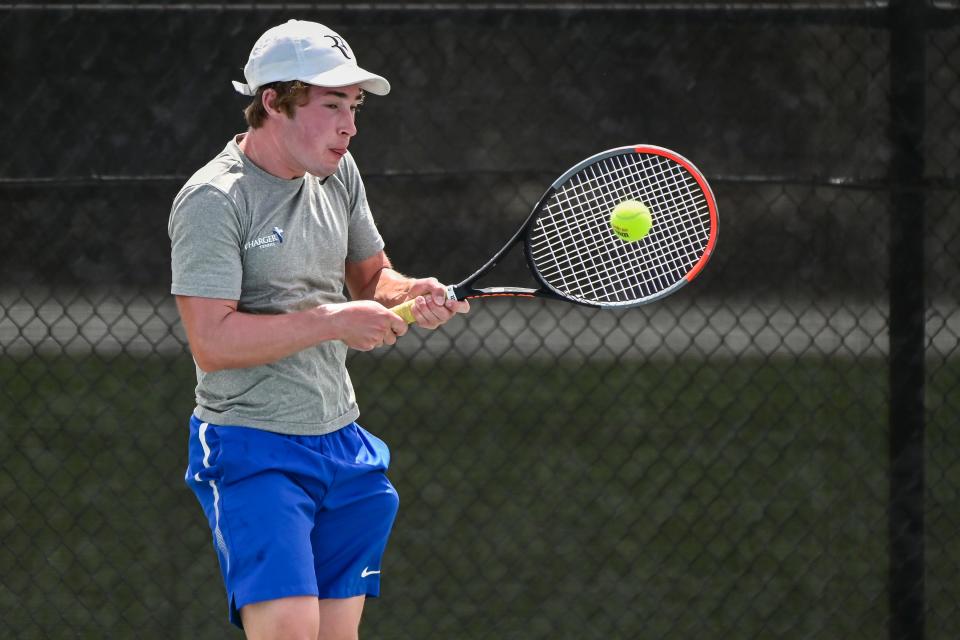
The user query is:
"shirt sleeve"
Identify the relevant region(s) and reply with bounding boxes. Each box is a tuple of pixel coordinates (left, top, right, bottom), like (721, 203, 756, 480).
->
(340, 153, 385, 262)
(168, 184, 244, 300)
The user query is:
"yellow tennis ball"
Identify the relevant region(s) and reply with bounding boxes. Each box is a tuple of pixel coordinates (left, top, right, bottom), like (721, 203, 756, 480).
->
(610, 200, 652, 242)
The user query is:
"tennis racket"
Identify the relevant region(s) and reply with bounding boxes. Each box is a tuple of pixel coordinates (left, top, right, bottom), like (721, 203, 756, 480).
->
(391, 144, 718, 322)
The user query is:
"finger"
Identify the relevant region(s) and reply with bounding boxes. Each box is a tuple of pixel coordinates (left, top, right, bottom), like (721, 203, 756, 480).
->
(441, 298, 468, 313)
(414, 298, 446, 326)
(420, 279, 446, 303)
(388, 314, 409, 336)
(427, 297, 461, 320)
(430, 305, 456, 323)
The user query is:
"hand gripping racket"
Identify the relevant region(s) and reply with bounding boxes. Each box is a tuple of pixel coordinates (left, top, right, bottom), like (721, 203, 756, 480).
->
(391, 145, 718, 323)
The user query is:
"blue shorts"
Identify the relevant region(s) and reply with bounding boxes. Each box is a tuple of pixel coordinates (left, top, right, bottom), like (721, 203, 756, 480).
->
(184, 415, 400, 628)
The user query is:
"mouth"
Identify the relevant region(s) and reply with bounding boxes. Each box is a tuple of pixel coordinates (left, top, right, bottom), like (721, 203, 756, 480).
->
(330, 147, 347, 158)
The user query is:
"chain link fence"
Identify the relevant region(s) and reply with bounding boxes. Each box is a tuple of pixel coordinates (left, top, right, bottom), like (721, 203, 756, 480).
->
(1, 1, 958, 638)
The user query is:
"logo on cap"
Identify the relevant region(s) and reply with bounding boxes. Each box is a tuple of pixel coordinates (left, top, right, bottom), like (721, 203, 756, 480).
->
(325, 34, 352, 60)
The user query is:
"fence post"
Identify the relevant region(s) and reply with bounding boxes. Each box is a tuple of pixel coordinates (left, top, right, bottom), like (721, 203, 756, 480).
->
(888, 1, 927, 639)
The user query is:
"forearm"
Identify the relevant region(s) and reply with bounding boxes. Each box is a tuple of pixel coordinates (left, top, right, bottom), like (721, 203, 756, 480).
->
(178, 295, 407, 371)
(346, 252, 410, 305)
(370, 267, 416, 306)
(178, 298, 339, 372)
(212, 309, 336, 370)
(344, 251, 467, 328)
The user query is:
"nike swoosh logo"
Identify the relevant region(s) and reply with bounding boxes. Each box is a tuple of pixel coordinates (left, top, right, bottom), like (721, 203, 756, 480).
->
(361, 567, 381, 578)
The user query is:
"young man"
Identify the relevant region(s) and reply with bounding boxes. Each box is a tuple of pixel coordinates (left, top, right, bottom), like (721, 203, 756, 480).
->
(168, 20, 468, 640)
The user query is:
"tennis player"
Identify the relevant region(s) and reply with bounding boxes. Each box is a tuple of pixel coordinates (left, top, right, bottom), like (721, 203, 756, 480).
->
(168, 20, 468, 640)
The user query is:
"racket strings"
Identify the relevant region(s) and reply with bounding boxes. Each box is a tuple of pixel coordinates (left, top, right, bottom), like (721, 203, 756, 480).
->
(536, 158, 668, 299)
(587, 156, 706, 294)
(548, 172, 705, 301)
(529, 152, 712, 305)
(534, 172, 656, 298)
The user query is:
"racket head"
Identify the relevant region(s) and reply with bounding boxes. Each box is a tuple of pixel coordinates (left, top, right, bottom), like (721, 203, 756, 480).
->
(523, 145, 718, 308)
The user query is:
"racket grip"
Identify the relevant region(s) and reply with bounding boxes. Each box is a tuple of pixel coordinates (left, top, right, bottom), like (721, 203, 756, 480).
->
(390, 299, 417, 324)
(389, 286, 458, 324)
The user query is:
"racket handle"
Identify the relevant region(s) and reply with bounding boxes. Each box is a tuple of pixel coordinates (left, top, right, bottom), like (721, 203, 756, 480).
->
(389, 286, 458, 324)
(390, 299, 417, 324)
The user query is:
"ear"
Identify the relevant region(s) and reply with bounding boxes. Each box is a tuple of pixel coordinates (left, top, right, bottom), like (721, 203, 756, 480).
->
(260, 88, 282, 116)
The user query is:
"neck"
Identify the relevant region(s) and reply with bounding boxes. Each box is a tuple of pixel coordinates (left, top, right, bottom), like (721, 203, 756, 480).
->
(238, 128, 303, 179)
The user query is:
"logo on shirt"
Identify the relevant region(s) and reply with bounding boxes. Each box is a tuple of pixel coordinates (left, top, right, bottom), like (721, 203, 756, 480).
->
(244, 227, 284, 251)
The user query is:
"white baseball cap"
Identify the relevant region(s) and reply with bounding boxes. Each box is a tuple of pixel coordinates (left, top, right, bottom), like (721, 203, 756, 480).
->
(232, 20, 390, 96)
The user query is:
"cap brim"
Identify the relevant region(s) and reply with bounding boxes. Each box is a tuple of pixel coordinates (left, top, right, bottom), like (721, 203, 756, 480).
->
(232, 64, 390, 97)
(301, 64, 391, 95)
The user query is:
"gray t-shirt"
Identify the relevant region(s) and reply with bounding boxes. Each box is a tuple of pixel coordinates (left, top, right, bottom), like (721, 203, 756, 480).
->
(168, 136, 384, 435)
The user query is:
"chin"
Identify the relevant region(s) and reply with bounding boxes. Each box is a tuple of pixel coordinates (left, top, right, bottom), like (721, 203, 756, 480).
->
(313, 159, 341, 178)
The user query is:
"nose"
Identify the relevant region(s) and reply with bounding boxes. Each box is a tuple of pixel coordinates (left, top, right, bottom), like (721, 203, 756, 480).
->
(340, 111, 357, 138)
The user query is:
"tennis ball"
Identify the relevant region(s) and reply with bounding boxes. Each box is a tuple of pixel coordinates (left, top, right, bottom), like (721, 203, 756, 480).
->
(610, 200, 652, 242)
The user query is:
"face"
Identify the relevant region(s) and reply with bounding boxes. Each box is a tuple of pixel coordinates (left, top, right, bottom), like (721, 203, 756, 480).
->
(270, 84, 363, 178)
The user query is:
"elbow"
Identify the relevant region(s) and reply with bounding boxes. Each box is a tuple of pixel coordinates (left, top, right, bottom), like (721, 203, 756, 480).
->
(192, 351, 223, 373)
(177, 297, 240, 372)
(193, 354, 224, 373)
(189, 338, 229, 373)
